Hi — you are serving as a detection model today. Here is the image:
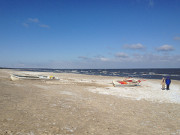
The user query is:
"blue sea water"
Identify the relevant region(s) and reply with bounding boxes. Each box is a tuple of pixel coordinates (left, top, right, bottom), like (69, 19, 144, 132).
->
(14, 68, 180, 80)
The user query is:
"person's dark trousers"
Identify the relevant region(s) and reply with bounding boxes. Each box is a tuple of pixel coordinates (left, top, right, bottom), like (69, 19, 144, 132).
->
(167, 85, 170, 90)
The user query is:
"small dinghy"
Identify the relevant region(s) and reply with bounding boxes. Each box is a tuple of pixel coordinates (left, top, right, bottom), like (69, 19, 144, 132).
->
(10, 74, 59, 81)
(112, 78, 141, 87)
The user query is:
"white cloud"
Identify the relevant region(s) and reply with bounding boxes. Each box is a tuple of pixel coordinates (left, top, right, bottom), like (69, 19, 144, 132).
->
(78, 56, 90, 60)
(94, 55, 110, 62)
(22, 23, 29, 27)
(22, 18, 49, 28)
(157, 45, 174, 51)
(174, 37, 180, 40)
(123, 43, 145, 50)
(97, 57, 109, 62)
(148, 0, 154, 7)
(115, 52, 129, 58)
(78, 55, 109, 62)
(134, 54, 180, 67)
(39, 24, 50, 28)
(28, 18, 39, 23)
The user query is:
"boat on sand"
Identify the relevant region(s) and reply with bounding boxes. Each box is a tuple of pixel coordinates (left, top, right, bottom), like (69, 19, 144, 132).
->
(10, 74, 59, 81)
(112, 78, 141, 87)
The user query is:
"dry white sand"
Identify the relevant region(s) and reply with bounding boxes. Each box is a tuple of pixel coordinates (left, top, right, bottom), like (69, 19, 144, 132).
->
(0, 69, 180, 135)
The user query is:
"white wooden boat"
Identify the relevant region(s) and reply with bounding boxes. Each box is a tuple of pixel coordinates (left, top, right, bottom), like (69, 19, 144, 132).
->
(112, 78, 141, 87)
(10, 74, 59, 81)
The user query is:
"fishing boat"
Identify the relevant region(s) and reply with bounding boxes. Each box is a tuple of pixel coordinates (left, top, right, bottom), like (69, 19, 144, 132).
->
(10, 74, 59, 81)
(112, 78, 141, 87)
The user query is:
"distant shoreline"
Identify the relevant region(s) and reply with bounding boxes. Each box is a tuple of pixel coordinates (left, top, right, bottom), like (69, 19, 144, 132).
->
(2, 68, 180, 81)
(1, 67, 180, 69)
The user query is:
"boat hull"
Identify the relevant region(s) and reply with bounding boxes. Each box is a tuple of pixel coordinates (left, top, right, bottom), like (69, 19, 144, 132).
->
(112, 80, 140, 87)
(10, 74, 59, 81)
(10, 75, 20, 81)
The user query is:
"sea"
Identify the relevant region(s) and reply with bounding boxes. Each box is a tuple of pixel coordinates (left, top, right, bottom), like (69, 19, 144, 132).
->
(13, 68, 180, 81)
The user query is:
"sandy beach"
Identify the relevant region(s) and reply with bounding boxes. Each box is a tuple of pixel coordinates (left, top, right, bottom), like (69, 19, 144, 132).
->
(0, 69, 180, 135)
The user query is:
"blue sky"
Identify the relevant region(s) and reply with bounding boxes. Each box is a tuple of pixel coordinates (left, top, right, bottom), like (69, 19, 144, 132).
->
(0, 0, 180, 68)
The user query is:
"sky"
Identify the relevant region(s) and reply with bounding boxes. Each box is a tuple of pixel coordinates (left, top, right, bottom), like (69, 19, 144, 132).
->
(0, 0, 180, 69)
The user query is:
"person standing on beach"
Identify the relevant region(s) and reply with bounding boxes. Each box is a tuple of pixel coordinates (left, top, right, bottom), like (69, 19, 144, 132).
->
(165, 77, 171, 90)
(161, 77, 165, 90)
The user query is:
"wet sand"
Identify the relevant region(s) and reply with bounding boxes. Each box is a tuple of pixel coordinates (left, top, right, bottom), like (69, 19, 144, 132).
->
(0, 69, 180, 135)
